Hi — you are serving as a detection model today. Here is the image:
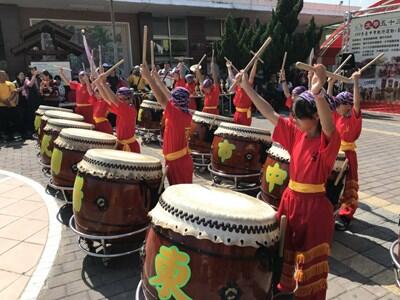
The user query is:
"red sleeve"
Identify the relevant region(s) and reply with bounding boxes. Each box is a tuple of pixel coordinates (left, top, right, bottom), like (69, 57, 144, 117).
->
(285, 96, 293, 109)
(88, 95, 98, 105)
(272, 116, 296, 154)
(69, 81, 79, 90)
(351, 108, 362, 139)
(319, 129, 341, 170)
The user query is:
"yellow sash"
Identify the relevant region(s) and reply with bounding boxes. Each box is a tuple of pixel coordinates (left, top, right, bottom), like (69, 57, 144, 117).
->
(340, 141, 356, 152)
(93, 117, 108, 124)
(288, 180, 325, 193)
(236, 107, 252, 119)
(165, 147, 190, 161)
(118, 136, 137, 152)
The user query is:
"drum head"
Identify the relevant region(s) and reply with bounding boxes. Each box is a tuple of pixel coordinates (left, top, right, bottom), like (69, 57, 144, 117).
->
(140, 100, 163, 110)
(45, 119, 94, 132)
(78, 149, 163, 181)
(38, 105, 72, 113)
(215, 122, 271, 143)
(267, 143, 290, 163)
(192, 111, 234, 125)
(150, 184, 279, 248)
(44, 110, 84, 121)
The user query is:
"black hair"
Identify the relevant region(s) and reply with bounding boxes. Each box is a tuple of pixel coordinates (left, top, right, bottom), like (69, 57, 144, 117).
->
(292, 96, 317, 120)
(54, 75, 61, 81)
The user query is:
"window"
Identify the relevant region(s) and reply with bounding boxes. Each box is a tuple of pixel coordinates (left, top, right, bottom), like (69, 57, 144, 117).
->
(205, 19, 223, 41)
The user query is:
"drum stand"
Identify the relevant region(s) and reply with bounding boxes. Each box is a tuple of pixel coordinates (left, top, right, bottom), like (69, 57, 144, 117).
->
(208, 164, 261, 193)
(69, 215, 148, 264)
(137, 128, 161, 144)
(191, 151, 211, 172)
(390, 240, 400, 287)
(38, 156, 51, 177)
(46, 178, 73, 203)
(135, 280, 145, 300)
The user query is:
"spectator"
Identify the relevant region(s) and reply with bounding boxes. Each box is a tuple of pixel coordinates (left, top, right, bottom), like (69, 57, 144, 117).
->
(24, 67, 41, 137)
(54, 75, 66, 102)
(102, 63, 127, 93)
(13, 72, 30, 139)
(40, 70, 59, 105)
(127, 66, 147, 92)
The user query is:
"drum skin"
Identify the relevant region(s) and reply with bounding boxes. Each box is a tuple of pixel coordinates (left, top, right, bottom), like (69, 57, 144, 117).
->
(260, 155, 290, 209)
(211, 135, 270, 175)
(73, 172, 160, 237)
(51, 146, 84, 187)
(138, 106, 162, 130)
(142, 226, 274, 300)
(40, 129, 59, 166)
(189, 121, 217, 153)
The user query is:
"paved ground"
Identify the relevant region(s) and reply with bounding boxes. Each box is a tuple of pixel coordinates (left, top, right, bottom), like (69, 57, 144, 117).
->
(0, 111, 399, 299)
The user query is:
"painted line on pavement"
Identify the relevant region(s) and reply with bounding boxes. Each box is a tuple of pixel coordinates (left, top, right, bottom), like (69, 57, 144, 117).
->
(363, 128, 400, 137)
(364, 119, 400, 128)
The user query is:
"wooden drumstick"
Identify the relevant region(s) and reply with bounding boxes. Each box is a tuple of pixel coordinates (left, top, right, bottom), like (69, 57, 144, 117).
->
(142, 25, 148, 65)
(98, 45, 102, 68)
(54, 65, 72, 72)
(279, 51, 287, 82)
(360, 53, 384, 74)
(334, 158, 349, 186)
(250, 50, 264, 64)
(150, 40, 155, 70)
(279, 215, 287, 258)
(295, 62, 352, 83)
(197, 54, 207, 68)
(224, 57, 240, 73)
(327, 55, 353, 83)
(92, 59, 124, 84)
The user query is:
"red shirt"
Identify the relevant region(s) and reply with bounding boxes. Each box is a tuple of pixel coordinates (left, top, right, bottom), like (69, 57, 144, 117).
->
(203, 84, 220, 109)
(285, 95, 293, 110)
(186, 82, 196, 95)
(89, 96, 110, 118)
(273, 116, 340, 184)
(163, 101, 192, 155)
(110, 101, 137, 140)
(174, 79, 186, 89)
(233, 86, 252, 109)
(69, 81, 90, 105)
(333, 109, 362, 143)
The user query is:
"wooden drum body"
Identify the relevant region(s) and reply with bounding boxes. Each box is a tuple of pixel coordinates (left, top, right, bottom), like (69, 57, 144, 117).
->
(326, 151, 348, 209)
(51, 128, 117, 187)
(34, 106, 72, 136)
(211, 122, 272, 175)
(72, 149, 163, 239)
(260, 143, 291, 208)
(142, 184, 279, 300)
(137, 100, 163, 130)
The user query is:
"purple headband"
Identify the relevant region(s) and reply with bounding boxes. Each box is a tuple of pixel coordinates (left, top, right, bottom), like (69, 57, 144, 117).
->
(298, 90, 335, 111)
(78, 71, 86, 77)
(203, 78, 213, 89)
(171, 87, 190, 113)
(117, 87, 133, 96)
(292, 86, 306, 96)
(185, 74, 195, 83)
(335, 91, 353, 106)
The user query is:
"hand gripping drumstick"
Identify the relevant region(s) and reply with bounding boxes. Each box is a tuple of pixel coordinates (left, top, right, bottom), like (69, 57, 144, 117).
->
(279, 215, 287, 258)
(224, 57, 240, 73)
(142, 26, 148, 65)
(250, 50, 264, 64)
(334, 158, 349, 186)
(360, 53, 384, 74)
(295, 62, 352, 83)
(92, 59, 124, 84)
(279, 52, 287, 82)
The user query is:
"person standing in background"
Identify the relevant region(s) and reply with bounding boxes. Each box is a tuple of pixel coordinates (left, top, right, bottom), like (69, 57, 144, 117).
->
(24, 67, 41, 138)
(13, 72, 29, 139)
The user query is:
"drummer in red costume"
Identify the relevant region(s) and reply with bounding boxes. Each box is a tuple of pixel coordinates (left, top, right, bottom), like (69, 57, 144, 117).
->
(185, 74, 197, 110)
(141, 63, 193, 185)
(59, 69, 93, 123)
(196, 57, 220, 115)
(331, 70, 362, 231)
(88, 89, 112, 134)
(171, 63, 186, 89)
(238, 65, 340, 300)
(227, 60, 258, 126)
(94, 76, 140, 153)
(280, 69, 307, 111)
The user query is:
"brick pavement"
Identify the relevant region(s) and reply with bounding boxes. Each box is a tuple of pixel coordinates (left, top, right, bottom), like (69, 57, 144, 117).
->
(0, 111, 399, 299)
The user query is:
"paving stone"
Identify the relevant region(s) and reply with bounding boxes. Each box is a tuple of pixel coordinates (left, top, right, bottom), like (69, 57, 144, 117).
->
(334, 286, 378, 299)
(38, 285, 67, 300)
(342, 254, 386, 278)
(362, 281, 390, 298)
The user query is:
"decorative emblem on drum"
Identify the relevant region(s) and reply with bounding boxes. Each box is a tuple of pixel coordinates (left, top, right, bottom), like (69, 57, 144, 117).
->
(266, 163, 288, 192)
(72, 176, 84, 213)
(34, 116, 41, 132)
(96, 197, 108, 211)
(138, 108, 143, 122)
(218, 139, 236, 163)
(51, 148, 63, 175)
(149, 245, 192, 300)
(40, 134, 53, 157)
(219, 281, 242, 300)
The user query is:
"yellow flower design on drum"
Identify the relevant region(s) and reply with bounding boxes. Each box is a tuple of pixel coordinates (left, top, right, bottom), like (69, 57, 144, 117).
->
(51, 148, 63, 176)
(149, 245, 192, 300)
(138, 108, 143, 122)
(218, 139, 236, 163)
(73, 176, 84, 213)
(34, 116, 41, 132)
(40, 134, 53, 158)
(266, 163, 288, 193)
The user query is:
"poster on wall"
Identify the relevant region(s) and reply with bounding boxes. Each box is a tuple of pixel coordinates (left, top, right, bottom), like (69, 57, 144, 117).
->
(30, 61, 72, 81)
(348, 10, 400, 101)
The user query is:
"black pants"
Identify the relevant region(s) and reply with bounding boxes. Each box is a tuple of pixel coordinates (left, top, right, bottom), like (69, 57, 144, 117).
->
(0, 106, 22, 137)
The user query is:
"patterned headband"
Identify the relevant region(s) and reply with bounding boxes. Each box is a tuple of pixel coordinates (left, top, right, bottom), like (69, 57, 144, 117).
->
(335, 91, 353, 106)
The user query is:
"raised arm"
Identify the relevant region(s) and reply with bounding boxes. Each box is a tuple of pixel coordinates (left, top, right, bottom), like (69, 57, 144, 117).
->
(26, 70, 38, 88)
(239, 72, 280, 126)
(59, 68, 71, 86)
(280, 69, 290, 98)
(211, 59, 218, 85)
(327, 78, 336, 97)
(310, 64, 335, 138)
(141, 63, 169, 108)
(249, 60, 258, 85)
(351, 70, 361, 116)
(83, 75, 94, 96)
(151, 68, 170, 101)
(93, 74, 119, 106)
(195, 66, 203, 89)
(226, 61, 235, 82)
(179, 62, 185, 81)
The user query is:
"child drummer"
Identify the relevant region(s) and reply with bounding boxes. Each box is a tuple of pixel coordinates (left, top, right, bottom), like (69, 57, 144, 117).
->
(88, 88, 112, 134)
(329, 70, 363, 231)
(238, 64, 340, 300)
(141, 62, 193, 185)
(196, 57, 220, 115)
(279, 69, 307, 111)
(94, 75, 140, 153)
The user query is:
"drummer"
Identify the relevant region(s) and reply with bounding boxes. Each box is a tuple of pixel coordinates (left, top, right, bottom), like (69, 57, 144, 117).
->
(59, 68, 93, 124)
(171, 63, 186, 89)
(88, 88, 112, 134)
(185, 74, 198, 110)
(280, 69, 307, 111)
(227, 60, 258, 126)
(141, 62, 193, 185)
(196, 57, 220, 115)
(94, 75, 141, 153)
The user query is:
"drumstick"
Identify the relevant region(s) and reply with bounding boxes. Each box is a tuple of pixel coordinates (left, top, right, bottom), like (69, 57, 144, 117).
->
(279, 52, 287, 82)
(334, 158, 348, 186)
(224, 57, 240, 73)
(158, 165, 169, 195)
(142, 25, 148, 65)
(334, 54, 352, 74)
(279, 215, 287, 257)
(250, 50, 264, 64)
(53, 65, 72, 72)
(295, 62, 352, 83)
(360, 53, 384, 74)
(198, 54, 207, 66)
(92, 59, 124, 84)
(150, 40, 155, 70)
(98, 45, 102, 68)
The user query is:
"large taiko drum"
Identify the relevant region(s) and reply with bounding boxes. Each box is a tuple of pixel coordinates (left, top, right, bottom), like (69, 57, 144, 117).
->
(51, 128, 117, 188)
(40, 119, 93, 166)
(326, 151, 348, 209)
(34, 106, 72, 135)
(142, 184, 279, 300)
(260, 143, 290, 209)
(137, 100, 163, 130)
(38, 110, 84, 146)
(189, 111, 234, 153)
(211, 122, 272, 175)
(72, 149, 163, 239)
